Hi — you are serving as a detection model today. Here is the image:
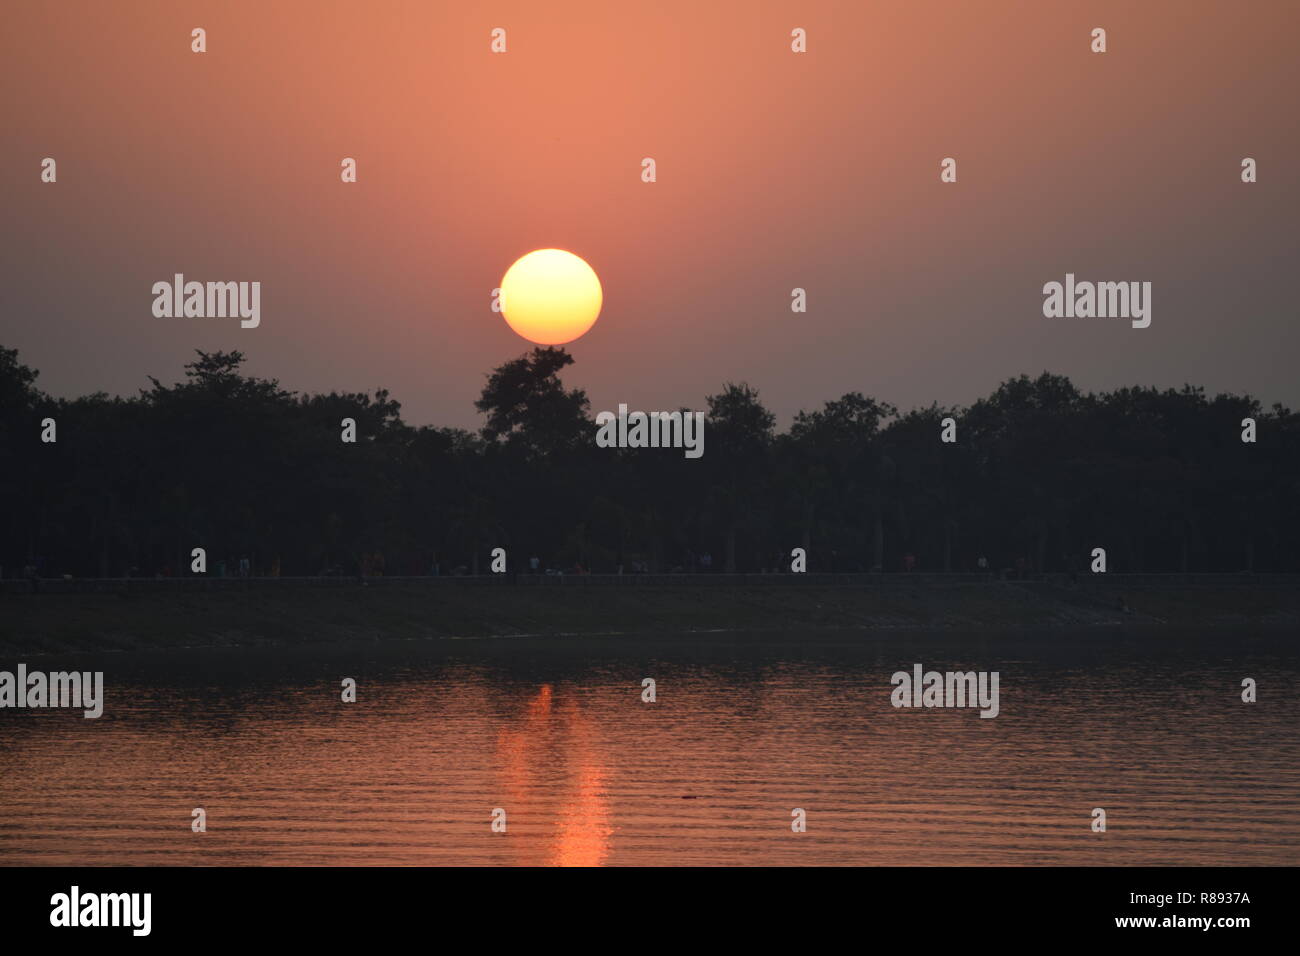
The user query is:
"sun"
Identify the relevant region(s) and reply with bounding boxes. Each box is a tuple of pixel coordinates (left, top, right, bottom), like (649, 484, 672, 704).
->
(499, 249, 602, 345)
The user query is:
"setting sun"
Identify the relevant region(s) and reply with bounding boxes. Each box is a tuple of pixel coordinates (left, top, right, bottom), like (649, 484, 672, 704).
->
(500, 249, 602, 345)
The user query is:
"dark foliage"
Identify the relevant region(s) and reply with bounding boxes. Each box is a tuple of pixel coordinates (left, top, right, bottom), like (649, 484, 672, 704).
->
(2, 344, 1295, 577)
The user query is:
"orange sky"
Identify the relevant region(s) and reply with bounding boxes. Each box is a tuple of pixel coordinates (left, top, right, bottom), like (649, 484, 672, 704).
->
(4, 0, 1297, 427)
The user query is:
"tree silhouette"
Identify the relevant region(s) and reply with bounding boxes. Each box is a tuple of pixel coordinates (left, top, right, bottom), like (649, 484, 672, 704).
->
(475, 346, 590, 457)
(3, 343, 1297, 580)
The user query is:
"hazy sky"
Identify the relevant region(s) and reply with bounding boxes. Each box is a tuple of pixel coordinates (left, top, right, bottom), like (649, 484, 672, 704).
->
(4, 0, 1297, 429)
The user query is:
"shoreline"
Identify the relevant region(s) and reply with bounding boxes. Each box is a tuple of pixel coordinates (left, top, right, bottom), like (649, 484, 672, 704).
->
(2, 574, 1296, 655)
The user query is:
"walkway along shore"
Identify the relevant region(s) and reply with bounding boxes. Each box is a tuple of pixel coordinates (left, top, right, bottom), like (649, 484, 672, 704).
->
(2, 573, 1296, 655)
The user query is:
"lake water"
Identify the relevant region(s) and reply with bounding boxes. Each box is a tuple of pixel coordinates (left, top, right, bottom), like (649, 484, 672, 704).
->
(1, 631, 1297, 866)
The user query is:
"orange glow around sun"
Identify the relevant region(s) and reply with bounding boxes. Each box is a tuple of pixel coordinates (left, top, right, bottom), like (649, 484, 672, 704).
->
(499, 249, 602, 345)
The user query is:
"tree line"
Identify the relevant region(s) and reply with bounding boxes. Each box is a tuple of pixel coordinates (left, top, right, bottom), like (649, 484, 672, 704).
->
(2, 343, 1296, 579)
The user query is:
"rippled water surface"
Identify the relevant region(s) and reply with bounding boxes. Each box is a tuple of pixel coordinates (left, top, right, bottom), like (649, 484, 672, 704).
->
(1, 631, 1297, 865)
